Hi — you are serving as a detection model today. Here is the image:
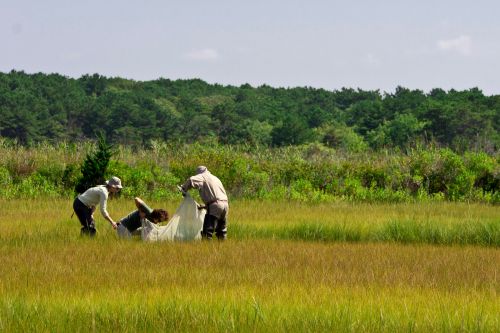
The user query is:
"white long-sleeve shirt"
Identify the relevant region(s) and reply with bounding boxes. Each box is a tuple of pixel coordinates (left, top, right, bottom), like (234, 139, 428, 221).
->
(77, 185, 110, 218)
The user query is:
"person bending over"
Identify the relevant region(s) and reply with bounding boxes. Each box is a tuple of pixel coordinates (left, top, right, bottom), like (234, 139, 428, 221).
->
(180, 166, 229, 240)
(73, 176, 123, 236)
(116, 197, 169, 238)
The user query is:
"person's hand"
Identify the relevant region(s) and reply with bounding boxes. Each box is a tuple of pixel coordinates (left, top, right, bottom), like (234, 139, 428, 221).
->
(111, 222, 117, 230)
(177, 185, 187, 197)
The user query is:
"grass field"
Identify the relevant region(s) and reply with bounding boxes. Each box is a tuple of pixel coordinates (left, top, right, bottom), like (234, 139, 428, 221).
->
(0, 199, 499, 332)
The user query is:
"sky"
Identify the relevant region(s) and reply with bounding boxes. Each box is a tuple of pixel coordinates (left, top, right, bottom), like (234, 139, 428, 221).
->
(1, 0, 500, 95)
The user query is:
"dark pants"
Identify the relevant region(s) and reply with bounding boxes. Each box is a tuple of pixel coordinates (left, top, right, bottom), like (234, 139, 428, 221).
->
(201, 214, 227, 240)
(73, 198, 96, 237)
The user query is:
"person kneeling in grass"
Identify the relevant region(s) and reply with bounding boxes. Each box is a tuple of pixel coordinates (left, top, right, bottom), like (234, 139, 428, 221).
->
(73, 176, 123, 236)
(116, 197, 169, 238)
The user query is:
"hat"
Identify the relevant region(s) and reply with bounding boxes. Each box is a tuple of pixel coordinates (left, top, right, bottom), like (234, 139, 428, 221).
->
(195, 166, 207, 175)
(106, 176, 123, 189)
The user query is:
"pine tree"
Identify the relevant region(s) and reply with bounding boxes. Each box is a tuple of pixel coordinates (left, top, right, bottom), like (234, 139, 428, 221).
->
(75, 134, 115, 194)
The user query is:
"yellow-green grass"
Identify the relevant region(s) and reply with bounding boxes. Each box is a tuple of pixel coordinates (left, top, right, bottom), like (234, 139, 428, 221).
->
(0, 199, 499, 331)
(1, 199, 498, 246)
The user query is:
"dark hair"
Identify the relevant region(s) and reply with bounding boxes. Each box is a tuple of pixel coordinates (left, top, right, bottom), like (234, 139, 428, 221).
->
(150, 209, 169, 222)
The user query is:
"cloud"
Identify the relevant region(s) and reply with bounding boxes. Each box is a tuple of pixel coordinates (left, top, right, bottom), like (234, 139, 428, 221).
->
(186, 48, 219, 61)
(437, 35, 472, 56)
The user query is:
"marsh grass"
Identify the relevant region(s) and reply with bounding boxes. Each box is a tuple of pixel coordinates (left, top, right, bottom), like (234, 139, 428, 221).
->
(1, 238, 498, 332)
(0, 199, 498, 331)
(232, 219, 499, 246)
(1, 199, 498, 246)
(1, 290, 498, 332)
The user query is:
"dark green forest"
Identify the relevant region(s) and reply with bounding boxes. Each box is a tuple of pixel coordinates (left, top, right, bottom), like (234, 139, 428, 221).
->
(0, 70, 499, 152)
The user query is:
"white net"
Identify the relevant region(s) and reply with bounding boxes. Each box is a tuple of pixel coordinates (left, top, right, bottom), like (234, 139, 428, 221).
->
(141, 194, 205, 242)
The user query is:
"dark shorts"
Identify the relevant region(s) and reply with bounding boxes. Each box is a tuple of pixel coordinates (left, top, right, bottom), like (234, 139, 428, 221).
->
(73, 198, 96, 235)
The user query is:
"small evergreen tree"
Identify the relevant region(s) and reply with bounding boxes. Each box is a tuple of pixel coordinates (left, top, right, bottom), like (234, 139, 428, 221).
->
(75, 134, 115, 194)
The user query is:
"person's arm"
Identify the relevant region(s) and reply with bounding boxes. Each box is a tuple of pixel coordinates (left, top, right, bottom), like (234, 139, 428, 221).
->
(134, 197, 145, 209)
(99, 190, 117, 229)
(182, 174, 204, 192)
(104, 215, 117, 229)
(134, 197, 153, 216)
(180, 179, 192, 193)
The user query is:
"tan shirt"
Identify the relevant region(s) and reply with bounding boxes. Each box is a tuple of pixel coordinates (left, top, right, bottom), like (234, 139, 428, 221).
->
(77, 185, 110, 218)
(182, 170, 228, 219)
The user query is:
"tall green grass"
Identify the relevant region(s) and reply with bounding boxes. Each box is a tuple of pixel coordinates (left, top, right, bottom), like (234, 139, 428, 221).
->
(2, 290, 498, 332)
(232, 219, 499, 246)
(1, 199, 498, 247)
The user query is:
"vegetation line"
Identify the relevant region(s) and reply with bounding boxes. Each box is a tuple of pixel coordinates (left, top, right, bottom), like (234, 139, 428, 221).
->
(0, 142, 498, 203)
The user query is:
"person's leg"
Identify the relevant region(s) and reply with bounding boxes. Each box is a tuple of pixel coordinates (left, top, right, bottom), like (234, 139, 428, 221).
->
(117, 224, 132, 238)
(73, 198, 96, 237)
(87, 217, 96, 236)
(215, 205, 228, 240)
(214, 217, 227, 240)
(81, 225, 96, 237)
(131, 227, 142, 237)
(80, 219, 96, 236)
(201, 214, 217, 239)
(73, 198, 86, 226)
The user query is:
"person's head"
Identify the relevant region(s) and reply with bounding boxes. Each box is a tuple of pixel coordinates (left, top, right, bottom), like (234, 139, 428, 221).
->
(150, 209, 169, 224)
(105, 176, 123, 193)
(195, 166, 207, 175)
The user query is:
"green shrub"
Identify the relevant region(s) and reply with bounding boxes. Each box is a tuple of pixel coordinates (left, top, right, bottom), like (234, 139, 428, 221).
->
(0, 166, 12, 187)
(75, 136, 115, 194)
(61, 164, 81, 191)
(465, 152, 500, 194)
(0, 143, 498, 203)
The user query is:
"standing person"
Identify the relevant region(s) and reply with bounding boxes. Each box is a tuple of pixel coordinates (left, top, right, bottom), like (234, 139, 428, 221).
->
(72, 176, 123, 236)
(116, 197, 169, 238)
(180, 166, 229, 240)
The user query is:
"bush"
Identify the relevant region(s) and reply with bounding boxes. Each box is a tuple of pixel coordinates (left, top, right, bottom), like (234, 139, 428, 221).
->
(75, 136, 115, 194)
(0, 142, 498, 203)
(107, 161, 181, 199)
(0, 166, 12, 187)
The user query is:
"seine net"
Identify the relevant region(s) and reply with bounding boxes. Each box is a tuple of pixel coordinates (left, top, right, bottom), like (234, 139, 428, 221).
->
(141, 194, 205, 242)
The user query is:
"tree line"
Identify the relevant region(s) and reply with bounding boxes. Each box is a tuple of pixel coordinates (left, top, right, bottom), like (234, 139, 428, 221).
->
(0, 70, 499, 152)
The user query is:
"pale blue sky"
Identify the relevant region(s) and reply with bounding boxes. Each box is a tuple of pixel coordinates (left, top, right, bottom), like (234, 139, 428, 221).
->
(2, 0, 499, 94)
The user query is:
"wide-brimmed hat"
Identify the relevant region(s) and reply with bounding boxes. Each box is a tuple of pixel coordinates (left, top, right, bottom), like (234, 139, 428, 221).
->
(195, 166, 207, 175)
(105, 176, 123, 189)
